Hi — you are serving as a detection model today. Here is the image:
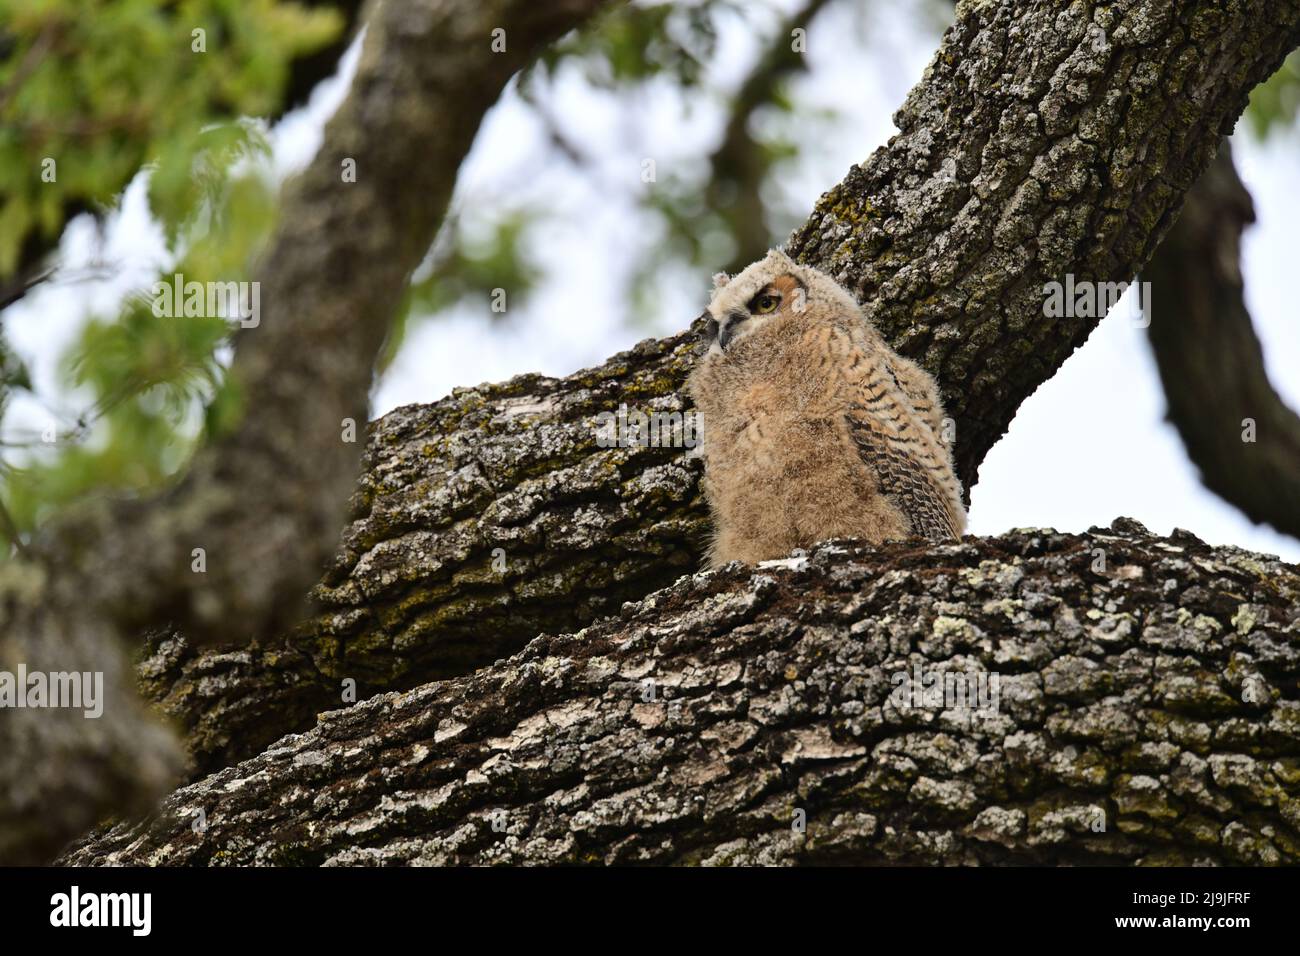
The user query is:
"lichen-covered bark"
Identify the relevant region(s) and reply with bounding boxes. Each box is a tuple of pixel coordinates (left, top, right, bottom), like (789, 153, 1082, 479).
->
(149, 332, 710, 773)
(787, 0, 1300, 490)
(66, 522, 1300, 866)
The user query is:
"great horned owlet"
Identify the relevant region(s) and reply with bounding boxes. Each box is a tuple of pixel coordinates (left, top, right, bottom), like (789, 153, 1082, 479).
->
(687, 248, 966, 568)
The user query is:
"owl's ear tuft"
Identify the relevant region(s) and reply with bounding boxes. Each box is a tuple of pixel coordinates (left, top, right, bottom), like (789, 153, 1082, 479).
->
(711, 272, 731, 290)
(769, 248, 797, 268)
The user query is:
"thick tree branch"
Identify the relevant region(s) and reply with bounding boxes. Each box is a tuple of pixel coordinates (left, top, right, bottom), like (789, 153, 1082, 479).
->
(146, 334, 708, 774)
(65, 523, 1300, 866)
(786, 0, 1300, 491)
(1145, 140, 1300, 541)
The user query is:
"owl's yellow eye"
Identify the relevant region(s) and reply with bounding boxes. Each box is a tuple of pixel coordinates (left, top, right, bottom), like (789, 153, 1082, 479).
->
(753, 294, 779, 314)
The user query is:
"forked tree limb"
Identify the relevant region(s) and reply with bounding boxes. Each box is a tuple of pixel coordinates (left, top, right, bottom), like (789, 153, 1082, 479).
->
(11, 0, 1300, 865)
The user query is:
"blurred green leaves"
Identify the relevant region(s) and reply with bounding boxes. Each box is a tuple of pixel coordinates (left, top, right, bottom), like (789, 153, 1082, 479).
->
(0, 163, 278, 550)
(0, 0, 339, 551)
(382, 211, 543, 374)
(532, 1, 732, 91)
(408, 212, 544, 322)
(0, 0, 340, 277)
(1247, 51, 1300, 140)
(68, 298, 228, 419)
(148, 119, 271, 247)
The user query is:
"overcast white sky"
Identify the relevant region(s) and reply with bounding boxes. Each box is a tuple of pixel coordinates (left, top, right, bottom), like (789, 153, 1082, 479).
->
(6, 0, 1298, 560)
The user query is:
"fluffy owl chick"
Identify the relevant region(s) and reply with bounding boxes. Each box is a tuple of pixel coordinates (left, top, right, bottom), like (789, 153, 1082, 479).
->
(687, 248, 965, 569)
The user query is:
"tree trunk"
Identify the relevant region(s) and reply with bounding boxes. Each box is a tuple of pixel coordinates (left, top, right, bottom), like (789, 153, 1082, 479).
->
(66, 521, 1300, 865)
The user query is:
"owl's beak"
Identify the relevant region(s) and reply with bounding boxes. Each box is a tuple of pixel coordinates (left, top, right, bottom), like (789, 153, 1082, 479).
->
(718, 309, 749, 350)
(696, 310, 718, 343)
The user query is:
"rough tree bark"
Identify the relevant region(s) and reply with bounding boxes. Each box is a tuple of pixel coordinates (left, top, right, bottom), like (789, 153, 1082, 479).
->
(139, 332, 709, 774)
(787, 0, 1300, 489)
(66, 523, 1300, 865)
